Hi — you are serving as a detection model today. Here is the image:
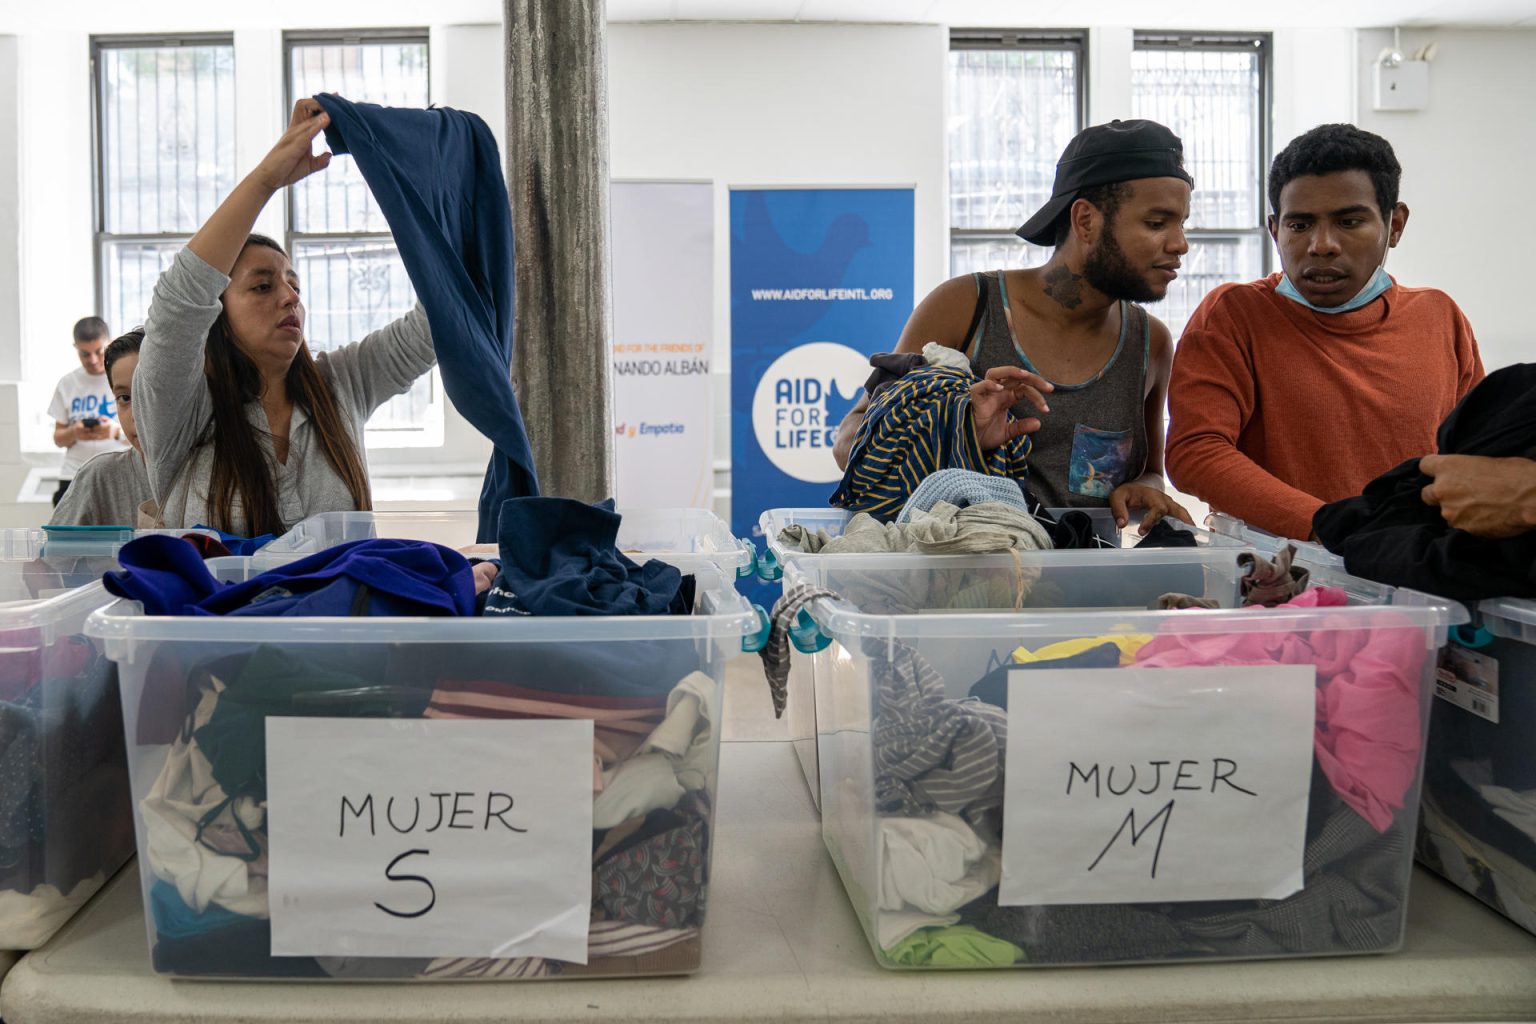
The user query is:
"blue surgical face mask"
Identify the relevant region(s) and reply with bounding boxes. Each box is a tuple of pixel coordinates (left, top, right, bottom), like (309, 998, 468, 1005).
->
(1277, 265, 1393, 314)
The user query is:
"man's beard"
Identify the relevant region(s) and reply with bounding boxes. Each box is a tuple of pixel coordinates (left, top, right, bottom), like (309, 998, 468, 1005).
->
(1082, 226, 1164, 304)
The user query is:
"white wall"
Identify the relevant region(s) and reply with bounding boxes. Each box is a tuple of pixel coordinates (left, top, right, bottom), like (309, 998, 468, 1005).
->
(0, 37, 18, 383)
(1356, 28, 1535, 373)
(1274, 28, 1357, 147)
(17, 32, 93, 407)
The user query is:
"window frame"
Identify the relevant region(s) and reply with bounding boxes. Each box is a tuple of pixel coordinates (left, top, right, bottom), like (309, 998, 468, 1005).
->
(947, 29, 1089, 267)
(281, 27, 437, 443)
(281, 25, 430, 237)
(1131, 30, 1274, 278)
(91, 32, 236, 327)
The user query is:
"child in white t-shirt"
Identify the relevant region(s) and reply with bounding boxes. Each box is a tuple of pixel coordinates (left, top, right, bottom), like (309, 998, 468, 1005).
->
(48, 316, 130, 506)
(50, 329, 159, 527)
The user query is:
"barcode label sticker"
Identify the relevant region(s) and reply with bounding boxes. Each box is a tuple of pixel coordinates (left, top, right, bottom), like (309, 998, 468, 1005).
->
(1435, 646, 1500, 724)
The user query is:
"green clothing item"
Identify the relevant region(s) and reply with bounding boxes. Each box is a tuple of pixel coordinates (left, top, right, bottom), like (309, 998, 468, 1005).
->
(883, 924, 1023, 968)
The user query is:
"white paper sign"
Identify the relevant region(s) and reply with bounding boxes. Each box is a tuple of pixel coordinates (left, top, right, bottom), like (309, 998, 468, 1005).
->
(266, 717, 594, 961)
(1000, 666, 1315, 906)
(611, 180, 716, 509)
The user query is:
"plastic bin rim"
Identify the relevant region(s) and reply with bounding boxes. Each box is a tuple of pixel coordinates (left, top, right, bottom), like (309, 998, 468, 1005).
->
(264, 508, 754, 569)
(1479, 596, 1536, 628)
(775, 546, 1265, 569)
(799, 591, 1466, 644)
(0, 580, 114, 630)
(84, 593, 759, 645)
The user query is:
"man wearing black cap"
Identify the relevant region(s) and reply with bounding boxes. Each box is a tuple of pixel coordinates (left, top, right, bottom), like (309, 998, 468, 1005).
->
(832, 119, 1194, 533)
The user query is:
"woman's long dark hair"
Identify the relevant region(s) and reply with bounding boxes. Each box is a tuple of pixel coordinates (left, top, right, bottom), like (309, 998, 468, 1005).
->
(200, 234, 372, 536)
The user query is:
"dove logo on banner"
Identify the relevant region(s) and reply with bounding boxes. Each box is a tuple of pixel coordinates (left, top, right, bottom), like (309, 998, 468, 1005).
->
(729, 186, 914, 593)
(750, 341, 870, 482)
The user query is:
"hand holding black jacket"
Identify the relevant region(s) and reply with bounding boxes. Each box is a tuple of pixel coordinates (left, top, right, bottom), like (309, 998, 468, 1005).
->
(1312, 363, 1536, 601)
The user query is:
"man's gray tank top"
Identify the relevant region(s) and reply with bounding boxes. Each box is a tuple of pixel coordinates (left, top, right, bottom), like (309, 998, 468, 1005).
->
(966, 270, 1149, 509)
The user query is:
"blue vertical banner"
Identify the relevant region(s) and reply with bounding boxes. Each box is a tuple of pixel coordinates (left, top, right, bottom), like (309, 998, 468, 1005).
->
(729, 187, 914, 601)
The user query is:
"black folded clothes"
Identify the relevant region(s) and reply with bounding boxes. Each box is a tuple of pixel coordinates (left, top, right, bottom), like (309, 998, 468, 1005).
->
(1313, 362, 1536, 601)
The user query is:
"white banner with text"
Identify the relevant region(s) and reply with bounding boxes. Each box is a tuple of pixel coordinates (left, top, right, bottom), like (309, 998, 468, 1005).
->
(611, 180, 715, 510)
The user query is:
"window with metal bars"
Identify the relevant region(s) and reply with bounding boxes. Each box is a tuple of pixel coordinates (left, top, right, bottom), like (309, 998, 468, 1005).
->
(284, 30, 438, 439)
(1131, 32, 1271, 337)
(93, 35, 236, 337)
(948, 30, 1086, 279)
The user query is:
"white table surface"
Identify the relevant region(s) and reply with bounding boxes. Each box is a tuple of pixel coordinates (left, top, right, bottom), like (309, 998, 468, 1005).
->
(3, 739, 1535, 1024)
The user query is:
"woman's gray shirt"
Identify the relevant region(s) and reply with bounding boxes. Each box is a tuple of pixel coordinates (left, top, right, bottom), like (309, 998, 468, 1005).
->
(135, 247, 436, 534)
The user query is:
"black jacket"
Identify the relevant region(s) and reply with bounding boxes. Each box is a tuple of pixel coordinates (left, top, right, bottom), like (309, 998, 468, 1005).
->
(1311, 363, 1536, 601)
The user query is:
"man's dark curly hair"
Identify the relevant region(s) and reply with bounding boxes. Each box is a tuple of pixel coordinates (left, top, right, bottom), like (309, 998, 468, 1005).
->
(1268, 123, 1401, 219)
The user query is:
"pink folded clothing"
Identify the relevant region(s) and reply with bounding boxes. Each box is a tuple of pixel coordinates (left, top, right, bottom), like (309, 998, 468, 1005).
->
(1136, 587, 1427, 832)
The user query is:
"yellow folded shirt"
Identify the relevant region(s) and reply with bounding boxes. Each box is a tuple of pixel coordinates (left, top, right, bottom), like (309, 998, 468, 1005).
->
(1010, 634, 1150, 666)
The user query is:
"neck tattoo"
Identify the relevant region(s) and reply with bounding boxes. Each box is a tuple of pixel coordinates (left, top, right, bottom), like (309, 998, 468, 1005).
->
(1042, 265, 1085, 310)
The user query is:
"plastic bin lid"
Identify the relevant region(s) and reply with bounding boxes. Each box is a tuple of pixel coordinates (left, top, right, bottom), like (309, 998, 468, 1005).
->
(1202, 514, 1343, 568)
(260, 508, 752, 575)
(1478, 596, 1536, 632)
(87, 555, 758, 646)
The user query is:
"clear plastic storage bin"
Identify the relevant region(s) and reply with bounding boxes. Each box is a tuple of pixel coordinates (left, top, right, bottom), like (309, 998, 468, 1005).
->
(758, 507, 1244, 810)
(1417, 597, 1536, 936)
(784, 550, 1461, 968)
(0, 527, 216, 949)
(1205, 513, 1345, 569)
(88, 554, 756, 980)
(759, 506, 1123, 568)
(259, 508, 756, 579)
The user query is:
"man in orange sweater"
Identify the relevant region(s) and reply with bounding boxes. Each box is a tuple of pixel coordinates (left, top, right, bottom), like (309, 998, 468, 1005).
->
(1166, 124, 1483, 539)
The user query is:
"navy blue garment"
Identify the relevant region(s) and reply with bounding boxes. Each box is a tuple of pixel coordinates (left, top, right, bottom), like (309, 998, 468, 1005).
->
(105, 536, 475, 617)
(191, 525, 276, 556)
(101, 535, 225, 615)
(314, 94, 539, 542)
(486, 497, 685, 617)
(967, 642, 1124, 708)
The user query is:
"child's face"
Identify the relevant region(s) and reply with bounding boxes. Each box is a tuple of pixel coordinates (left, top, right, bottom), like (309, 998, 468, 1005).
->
(108, 354, 139, 452)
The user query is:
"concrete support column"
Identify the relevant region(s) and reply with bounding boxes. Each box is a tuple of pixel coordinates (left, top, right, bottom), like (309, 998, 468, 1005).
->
(504, 0, 615, 501)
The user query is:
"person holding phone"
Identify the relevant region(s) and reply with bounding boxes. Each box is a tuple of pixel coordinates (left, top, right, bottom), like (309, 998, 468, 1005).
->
(50, 329, 158, 527)
(48, 316, 129, 506)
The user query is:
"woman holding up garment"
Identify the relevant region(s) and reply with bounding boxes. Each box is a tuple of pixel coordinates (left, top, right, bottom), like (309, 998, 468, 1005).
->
(136, 98, 437, 535)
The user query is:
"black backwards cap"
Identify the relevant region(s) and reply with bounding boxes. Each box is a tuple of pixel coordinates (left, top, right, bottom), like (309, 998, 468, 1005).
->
(1017, 118, 1194, 246)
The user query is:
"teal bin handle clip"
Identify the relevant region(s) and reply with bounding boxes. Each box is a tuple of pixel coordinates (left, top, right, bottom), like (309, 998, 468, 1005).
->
(741, 604, 772, 653)
(756, 546, 783, 582)
(789, 607, 831, 654)
(734, 537, 757, 579)
(1450, 624, 1494, 650)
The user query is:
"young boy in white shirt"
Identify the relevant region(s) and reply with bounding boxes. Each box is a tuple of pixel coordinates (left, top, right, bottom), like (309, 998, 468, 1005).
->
(47, 316, 130, 507)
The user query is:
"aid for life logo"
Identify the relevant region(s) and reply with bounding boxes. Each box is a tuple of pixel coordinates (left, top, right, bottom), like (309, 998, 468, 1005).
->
(751, 342, 870, 483)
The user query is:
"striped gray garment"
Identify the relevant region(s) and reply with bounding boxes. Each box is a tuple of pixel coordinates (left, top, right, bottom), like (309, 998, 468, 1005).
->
(587, 921, 697, 958)
(417, 956, 550, 979)
(871, 642, 1008, 824)
(759, 583, 840, 719)
(1238, 544, 1311, 607)
(763, 583, 1007, 819)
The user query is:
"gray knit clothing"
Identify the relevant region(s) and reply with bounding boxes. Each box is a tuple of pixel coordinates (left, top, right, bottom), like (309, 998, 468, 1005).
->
(136, 248, 436, 534)
(47, 449, 154, 527)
